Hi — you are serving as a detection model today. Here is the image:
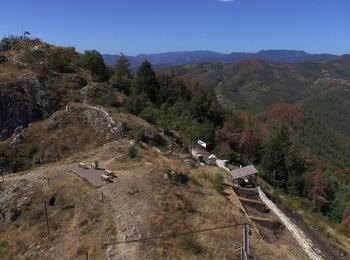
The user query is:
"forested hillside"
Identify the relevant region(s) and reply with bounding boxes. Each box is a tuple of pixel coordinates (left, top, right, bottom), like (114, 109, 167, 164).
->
(160, 58, 350, 234)
(163, 57, 350, 165)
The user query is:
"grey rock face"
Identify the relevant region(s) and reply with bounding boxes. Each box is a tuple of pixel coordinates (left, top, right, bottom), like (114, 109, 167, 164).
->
(0, 85, 42, 140)
(19, 75, 54, 110)
(84, 106, 124, 140)
(47, 111, 66, 130)
(0, 73, 87, 141)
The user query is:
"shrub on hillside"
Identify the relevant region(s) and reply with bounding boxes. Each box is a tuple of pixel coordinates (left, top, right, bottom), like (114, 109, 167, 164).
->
(23, 145, 38, 159)
(130, 128, 145, 144)
(0, 37, 13, 51)
(22, 49, 43, 64)
(94, 92, 118, 107)
(47, 49, 75, 73)
(139, 106, 160, 124)
(128, 145, 138, 159)
(213, 174, 224, 194)
(125, 94, 150, 115)
(177, 236, 202, 254)
(173, 173, 189, 184)
(9, 158, 23, 172)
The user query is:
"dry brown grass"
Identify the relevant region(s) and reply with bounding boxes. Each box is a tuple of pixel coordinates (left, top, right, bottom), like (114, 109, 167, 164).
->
(103, 143, 307, 259)
(0, 60, 22, 82)
(0, 169, 118, 259)
(1, 135, 308, 259)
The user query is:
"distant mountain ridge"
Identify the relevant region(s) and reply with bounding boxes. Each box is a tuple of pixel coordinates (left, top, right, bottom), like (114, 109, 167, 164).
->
(103, 50, 336, 67)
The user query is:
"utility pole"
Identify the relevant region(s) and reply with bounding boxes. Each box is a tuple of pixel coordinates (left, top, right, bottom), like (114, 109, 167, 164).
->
(43, 202, 50, 236)
(241, 224, 249, 260)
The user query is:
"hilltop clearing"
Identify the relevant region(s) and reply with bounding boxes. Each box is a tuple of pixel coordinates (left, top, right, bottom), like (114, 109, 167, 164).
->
(0, 139, 308, 259)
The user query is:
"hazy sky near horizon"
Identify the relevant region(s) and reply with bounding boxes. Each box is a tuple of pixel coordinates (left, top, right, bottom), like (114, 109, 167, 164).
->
(1, 0, 349, 55)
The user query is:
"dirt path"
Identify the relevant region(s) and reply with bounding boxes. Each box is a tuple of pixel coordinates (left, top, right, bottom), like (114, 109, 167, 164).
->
(258, 187, 325, 260)
(100, 165, 160, 260)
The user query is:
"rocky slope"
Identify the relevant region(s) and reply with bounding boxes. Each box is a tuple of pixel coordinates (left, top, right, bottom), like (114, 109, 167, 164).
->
(0, 38, 88, 141)
(0, 71, 87, 141)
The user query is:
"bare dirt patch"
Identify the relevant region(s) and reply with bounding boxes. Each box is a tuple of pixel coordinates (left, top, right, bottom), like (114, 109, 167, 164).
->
(70, 163, 106, 187)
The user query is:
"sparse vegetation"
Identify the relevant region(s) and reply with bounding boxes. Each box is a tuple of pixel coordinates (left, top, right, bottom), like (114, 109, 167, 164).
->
(47, 48, 76, 73)
(128, 145, 138, 158)
(177, 235, 202, 254)
(22, 49, 43, 64)
(173, 172, 189, 184)
(213, 173, 224, 194)
(94, 91, 118, 107)
(24, 145, 38, 159)
(130, 128, 145, 144)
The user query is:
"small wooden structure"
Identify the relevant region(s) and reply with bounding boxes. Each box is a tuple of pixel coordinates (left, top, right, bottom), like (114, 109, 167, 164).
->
(191, 148, 208, 163)
(231, 165, 258, 188)
(91, 161, 98, 169)
(101, 174, 112, 182)
(105, 169, 113, 176)
(79, 162, 88, 169)
(206, 154, 217, 166)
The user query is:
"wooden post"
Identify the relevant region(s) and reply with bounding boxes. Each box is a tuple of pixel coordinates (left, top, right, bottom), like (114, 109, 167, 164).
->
(44, 201, 50, 235)
(1, 171, 4, 182)
(47, 178, 50, 185)
(241, 224, 249, 260)
(101, 193, 104, 203)
(85, 251, 89, 260)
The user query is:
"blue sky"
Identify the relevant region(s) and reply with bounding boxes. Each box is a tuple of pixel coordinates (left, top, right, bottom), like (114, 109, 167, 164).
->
(1, 0, 349, 55)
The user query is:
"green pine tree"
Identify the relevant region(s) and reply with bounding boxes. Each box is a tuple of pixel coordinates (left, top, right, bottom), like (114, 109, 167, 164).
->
(80, 50, 107, 81)
(261, 126, 304, 192)
(135, 60, 159, 102)
(110, 54, 133, 93)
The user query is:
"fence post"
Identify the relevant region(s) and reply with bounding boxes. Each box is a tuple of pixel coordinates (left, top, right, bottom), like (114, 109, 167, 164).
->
(241, 224, 249, 260)
(44, 201, 50, 235)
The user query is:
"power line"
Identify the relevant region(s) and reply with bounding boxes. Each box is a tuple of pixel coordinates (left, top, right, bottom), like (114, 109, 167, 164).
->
(103, 222, 251, 247)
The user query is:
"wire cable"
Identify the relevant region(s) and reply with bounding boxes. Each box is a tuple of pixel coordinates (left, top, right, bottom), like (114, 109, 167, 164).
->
(103, 222, 251, 247)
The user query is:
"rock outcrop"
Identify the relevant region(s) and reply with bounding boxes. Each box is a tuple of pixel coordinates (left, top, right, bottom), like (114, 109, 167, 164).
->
(0, 73, 87, 141)
(0, 84, 42, 140)
(84, 105, 124, 140)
